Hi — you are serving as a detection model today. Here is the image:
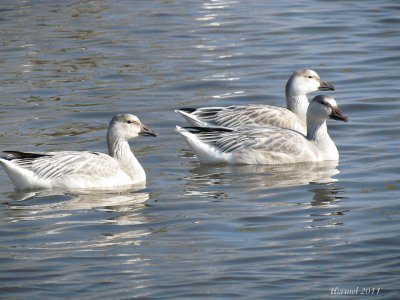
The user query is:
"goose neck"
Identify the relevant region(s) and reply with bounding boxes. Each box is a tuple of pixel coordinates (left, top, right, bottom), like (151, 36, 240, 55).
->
(306, 119, 338, 160)
(107, 133, 146, 182)
(286, 93, 309, 117)
(306, 120, 328, 142)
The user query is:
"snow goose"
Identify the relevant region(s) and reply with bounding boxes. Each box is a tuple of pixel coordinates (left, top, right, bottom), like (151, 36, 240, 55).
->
(176, 96, 347, 165)
(0, 114, 157, 190)
(176, 69, 335, 134)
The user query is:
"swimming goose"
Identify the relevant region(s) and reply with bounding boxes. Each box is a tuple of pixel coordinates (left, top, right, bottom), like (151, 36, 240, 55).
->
(0, 114, 157, 190)
(176, 69, 335, 134)
(176, 96, 347, 165)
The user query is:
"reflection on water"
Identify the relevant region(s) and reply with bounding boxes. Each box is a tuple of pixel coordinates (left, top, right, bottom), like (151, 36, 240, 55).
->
(305, 185, 348, 229)
(4, 188, 149, 224)
(181, 160, 347, 230)
(2, 188, 151, 254)
(182, 160, 339, 193)
(309, 185, 345, 207)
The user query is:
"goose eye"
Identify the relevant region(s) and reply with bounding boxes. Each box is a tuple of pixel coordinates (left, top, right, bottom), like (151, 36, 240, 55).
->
(127, 120, 133, 124)
(308, 76, 313, 79)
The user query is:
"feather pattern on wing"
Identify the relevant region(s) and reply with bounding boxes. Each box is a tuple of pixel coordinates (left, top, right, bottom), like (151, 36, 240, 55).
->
(9, 151, 121, 180)
(183, 126, 318, 164)
(190, 105, 307, 134)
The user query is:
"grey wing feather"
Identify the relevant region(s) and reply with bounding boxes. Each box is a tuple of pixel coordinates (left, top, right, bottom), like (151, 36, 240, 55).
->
(185, 125, 315, 164)
(191, 127, 265, 153)
(216, 131, 262, 152)
(11, 151, 120, 179)
(193, 105, 305, 132)
(242, 128, 315, 162)
(218, 127, 310, 156)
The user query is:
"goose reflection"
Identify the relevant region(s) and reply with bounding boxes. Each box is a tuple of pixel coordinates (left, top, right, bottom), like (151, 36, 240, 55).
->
(305, 184, 349, 229)
(182, 161, 348, 231)
(3, 189, 152, 256)
(309, 185, 345, 207)
(182, 160, 340, 196)
(4, 187, 149, 225)
(182, 161, 347, 224)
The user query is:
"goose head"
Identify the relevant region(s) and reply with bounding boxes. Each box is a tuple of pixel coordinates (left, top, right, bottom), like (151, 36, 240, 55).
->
(108, 114, 157, 141)
(286, 69, 335, 97)
(307, 95, 348, 123)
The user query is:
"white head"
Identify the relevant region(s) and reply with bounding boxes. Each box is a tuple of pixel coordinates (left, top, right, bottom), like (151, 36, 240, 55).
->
(107, 114, 157, 141)
(285, 69, 335, 97)
(307, 95, 348, 123)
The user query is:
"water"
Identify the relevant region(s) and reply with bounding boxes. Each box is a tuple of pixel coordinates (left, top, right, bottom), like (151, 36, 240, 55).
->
(0, 0, 399, 299)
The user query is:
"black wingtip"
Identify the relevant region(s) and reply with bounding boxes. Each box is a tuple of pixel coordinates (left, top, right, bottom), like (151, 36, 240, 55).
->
(178, 108, 197, 113)
(183, 126, 233, 134)
(3, 151, 50, 159)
